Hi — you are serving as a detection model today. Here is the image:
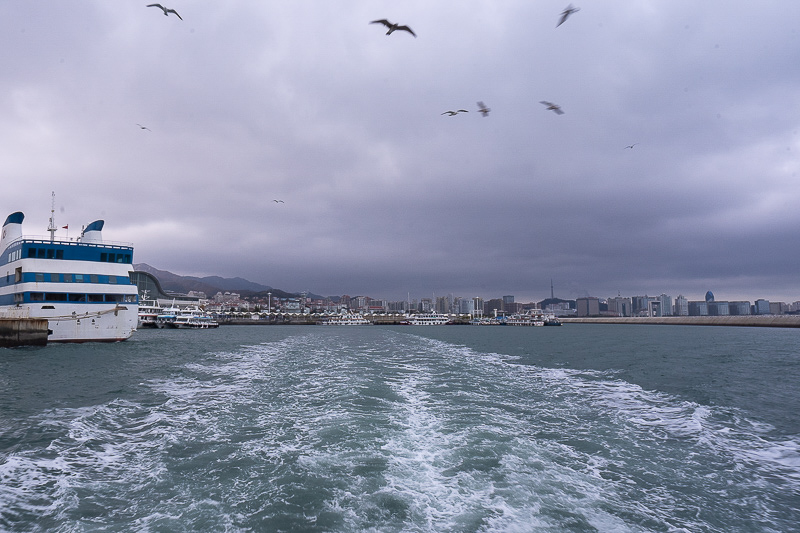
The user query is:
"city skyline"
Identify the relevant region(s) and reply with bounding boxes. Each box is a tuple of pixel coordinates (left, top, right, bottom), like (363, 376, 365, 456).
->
(2, 1, 799, 304)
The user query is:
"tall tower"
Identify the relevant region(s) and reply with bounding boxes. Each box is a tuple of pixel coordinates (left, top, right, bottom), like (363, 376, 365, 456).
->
(550, 279, 555, 300)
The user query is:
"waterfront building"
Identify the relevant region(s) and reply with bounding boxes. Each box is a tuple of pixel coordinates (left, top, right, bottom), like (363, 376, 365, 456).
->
(688, 301, 709, 316)
(755, 299, 770, 315)
(658, 294, 673, 316)
(576, 297, 600, 317)
(708, 301, 730, 316)
(607, 296, 631, 317)
(458, 298, 475, 315)
(770, 302, 789, 315)
(674, 295, 689, 316)
(729, 301, 751, 315)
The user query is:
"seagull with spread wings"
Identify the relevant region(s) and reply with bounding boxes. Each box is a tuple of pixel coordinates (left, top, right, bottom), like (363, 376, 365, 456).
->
(557, 4, 580, 27)
(540, 101, 565, 115)
(370, 19, 416, 37)
(477, 102, 491, 117)
(441, 110, 469, 116)
(147, 4, 182, 20)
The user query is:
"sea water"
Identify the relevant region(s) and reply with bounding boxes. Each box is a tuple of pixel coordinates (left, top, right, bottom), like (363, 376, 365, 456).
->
(1, 324, 798, 532)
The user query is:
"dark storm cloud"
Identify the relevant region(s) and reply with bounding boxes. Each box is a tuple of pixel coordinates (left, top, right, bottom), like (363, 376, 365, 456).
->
(1, 1, 799, 303)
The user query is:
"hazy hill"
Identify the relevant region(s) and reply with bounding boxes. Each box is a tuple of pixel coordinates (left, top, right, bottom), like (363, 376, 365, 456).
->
(134, 263, 273, 296)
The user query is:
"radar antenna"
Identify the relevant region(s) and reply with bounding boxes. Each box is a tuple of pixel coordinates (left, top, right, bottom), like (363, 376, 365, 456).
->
(47, 191, 57, 242)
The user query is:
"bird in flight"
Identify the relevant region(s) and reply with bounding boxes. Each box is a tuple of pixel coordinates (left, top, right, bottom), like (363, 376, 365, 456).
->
(540, 101, 565, 114)
(441, 110, 469, 116)
(273, 199, 284, 203)
(147, 4, 182, 20)
(557, 4, 580, 27)
(624, 143, 639, 149)
(370, 19, 416, 37)
(136, 123, 151, 131)
(477, 102, 491, 117)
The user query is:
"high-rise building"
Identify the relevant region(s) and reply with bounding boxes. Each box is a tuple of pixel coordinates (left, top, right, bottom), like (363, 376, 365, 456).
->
(688, 301, 709, 316)
(607, 296, 631, 317)
(754, 299, 770, 315)
(729, 301, 751, 315)
(576, 297, 600, 317)
(674, 295, 689, 316)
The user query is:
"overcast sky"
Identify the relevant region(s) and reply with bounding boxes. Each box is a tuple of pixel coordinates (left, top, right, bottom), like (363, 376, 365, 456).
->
(2, 1, 799, 303)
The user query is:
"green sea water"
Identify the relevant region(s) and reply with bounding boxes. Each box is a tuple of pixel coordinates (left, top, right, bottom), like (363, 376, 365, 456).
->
(1, 324, 798, 531)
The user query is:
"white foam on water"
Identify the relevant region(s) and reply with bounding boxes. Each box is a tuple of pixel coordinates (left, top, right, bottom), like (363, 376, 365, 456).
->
(3, 329, 799, 532)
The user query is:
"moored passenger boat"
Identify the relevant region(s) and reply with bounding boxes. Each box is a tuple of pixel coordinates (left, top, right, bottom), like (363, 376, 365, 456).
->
(137, 299, 163, 328)
(317, 313, 372, 325)
(407, 313, 451, 325)
(506, 310, 546, 326)
(0, 207, 138, 342)
(171, 306, 219, 329)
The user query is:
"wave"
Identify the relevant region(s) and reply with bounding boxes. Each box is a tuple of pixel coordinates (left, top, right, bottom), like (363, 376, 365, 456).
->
(1, 329, 798, 532)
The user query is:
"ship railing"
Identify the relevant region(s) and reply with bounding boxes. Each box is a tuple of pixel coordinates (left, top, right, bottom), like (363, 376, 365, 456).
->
(8, 235, 134, 249)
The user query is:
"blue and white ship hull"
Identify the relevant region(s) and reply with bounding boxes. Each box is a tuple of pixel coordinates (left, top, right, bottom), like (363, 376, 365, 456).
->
(0, 211, 138, 342)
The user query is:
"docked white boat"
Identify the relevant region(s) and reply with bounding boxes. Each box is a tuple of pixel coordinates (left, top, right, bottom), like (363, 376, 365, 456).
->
(470, 317, 503, 325)
(407, 313, 451, 325)
(317, 313, 372, 325)
(137, 299, 163, 328)
(169, 306, 219, 329)
(506, 310, 546, 326)
(0, 205, 138, 342)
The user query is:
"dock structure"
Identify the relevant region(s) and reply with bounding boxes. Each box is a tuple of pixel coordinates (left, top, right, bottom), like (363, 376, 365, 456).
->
(0, 317, 49, 347)
(560, 316, 800, 328)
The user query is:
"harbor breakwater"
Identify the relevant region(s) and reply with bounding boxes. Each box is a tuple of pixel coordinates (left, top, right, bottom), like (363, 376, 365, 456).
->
(223, 315, 800, 327)
(561, 316, 800, 327)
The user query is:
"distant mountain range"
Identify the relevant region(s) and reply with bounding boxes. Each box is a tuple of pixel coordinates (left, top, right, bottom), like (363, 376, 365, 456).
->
(134, 263, 273, 296)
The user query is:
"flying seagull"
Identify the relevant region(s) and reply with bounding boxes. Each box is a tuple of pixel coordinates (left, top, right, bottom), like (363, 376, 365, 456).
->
(370, 19, 416, 37)
(557, 4, 580, 27)
(136, 123, 151, 131)
(540, 101, 565, 114)
(147, 4, 182, 20)
(273, 199, 284, 203)
(441, 110, 469, 116)
(477, 102, 491, 117)
(624, 143, 639, 149)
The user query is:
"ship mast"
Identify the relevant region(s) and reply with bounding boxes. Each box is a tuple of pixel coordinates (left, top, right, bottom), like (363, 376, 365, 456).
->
(47, 191, 57, 242)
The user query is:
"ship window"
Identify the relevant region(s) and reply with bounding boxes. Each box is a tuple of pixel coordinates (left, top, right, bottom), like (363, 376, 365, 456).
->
(101, 253, 107, 262)
(46, 249, 55, 259)
(90, 274, 99, 283)
(14, 267, 21, 283)
(56, 250, 63, 260)
(124, 294, 136, 303)
(68, 293, 86, 302)
(27, 248, 36, 258)
(14, 293, 23, 303)
(109, 275, 117, 284)
(30, 292, 43, 301)
(64, 273, 72, 282)
(35, 273, 44, 282)
(74, 274, 84, 282)
(37, 249, 45, 258)
(45, 293, 67, 302)
(88, 294, 104, 302)
(106, 294, 123, 302)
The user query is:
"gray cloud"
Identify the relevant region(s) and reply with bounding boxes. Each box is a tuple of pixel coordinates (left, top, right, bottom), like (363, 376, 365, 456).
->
(2, 1, 799, 303)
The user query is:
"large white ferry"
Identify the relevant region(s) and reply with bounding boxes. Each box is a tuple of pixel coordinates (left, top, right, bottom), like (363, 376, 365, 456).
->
(407, 313, 451, 325)
(0, 208, 139, 342)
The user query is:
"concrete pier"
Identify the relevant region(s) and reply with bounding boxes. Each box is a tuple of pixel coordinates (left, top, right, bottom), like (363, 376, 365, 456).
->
(560, 316, 800, 328)
(0, 318, 49, 347)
